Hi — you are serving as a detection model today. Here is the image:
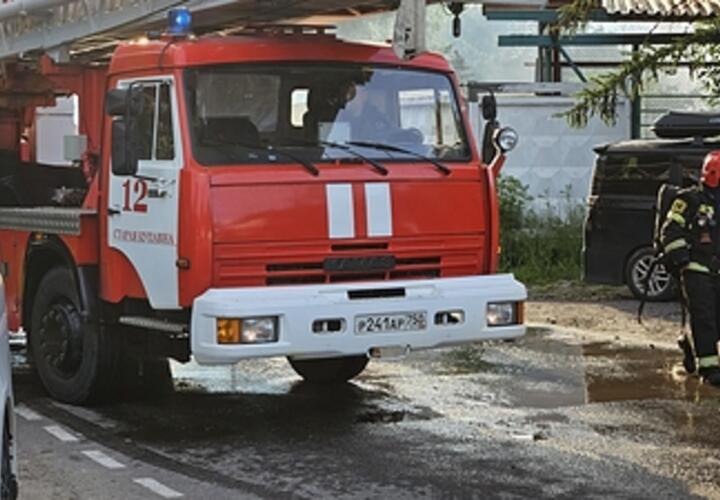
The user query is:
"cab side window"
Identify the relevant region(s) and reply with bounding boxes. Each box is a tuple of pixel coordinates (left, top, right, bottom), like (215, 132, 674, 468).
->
(157, 83, 175, 160)
(134, 81, 175, 162)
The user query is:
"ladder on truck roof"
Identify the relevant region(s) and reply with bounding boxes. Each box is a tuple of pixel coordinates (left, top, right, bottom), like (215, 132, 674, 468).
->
(0, 0, 405, 63)
(0, 0, 188, 61)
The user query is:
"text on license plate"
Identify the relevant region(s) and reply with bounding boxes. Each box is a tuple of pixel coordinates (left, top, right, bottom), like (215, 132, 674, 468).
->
(355, 311, 427, 334)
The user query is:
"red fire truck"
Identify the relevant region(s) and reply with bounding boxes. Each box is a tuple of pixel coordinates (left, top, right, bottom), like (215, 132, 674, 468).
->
(0, 5, 525, 404)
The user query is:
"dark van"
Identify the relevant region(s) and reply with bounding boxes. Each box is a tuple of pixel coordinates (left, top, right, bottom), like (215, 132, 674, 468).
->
(584, 135, 717, 300)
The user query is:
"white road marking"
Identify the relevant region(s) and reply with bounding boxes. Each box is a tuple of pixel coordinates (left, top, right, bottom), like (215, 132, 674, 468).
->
(326, 184, 355, 239)
(82, 450, 126, 469)
(15, 405, 42, 421)
(365, 182, 393, 237)
(51, 401, 118, 429)
(43, 425, 79, 442)
(133, 478, 184, 498)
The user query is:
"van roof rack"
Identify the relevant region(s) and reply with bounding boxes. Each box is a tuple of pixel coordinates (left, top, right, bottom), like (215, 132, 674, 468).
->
(653, 111, 720, 140)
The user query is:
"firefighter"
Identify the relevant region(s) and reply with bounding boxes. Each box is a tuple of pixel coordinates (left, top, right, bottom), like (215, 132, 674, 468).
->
(661, 150, 720, 386)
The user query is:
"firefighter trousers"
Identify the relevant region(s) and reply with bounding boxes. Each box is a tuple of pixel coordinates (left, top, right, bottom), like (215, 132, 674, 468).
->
(683, 270, 720, 362)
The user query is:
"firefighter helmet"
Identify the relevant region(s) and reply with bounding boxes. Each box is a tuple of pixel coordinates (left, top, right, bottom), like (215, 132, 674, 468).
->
(702, 151, 720, 188)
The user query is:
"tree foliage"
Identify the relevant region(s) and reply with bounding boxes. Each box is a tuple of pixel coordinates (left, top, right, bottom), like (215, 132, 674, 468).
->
(555, 1, 720, 127)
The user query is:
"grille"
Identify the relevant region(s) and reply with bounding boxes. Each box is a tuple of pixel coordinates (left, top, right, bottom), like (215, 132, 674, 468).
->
(213, 235, 484, 287)
(265, 257, 440, 286)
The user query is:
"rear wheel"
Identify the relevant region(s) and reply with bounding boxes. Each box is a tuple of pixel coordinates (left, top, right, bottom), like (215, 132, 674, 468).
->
(288, 355, 369, 384)
(29, 267, 119, 404)
(625, 247, 676, 301)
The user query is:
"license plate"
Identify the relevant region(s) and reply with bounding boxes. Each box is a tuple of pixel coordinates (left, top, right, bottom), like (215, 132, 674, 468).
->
(355, 311, 427, 334)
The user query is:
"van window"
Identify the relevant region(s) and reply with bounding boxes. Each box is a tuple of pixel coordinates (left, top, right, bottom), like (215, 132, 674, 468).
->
(592, 154, 674, 196)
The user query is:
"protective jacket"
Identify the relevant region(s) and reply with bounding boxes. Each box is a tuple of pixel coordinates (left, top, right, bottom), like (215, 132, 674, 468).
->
(660, 186, 720, 273)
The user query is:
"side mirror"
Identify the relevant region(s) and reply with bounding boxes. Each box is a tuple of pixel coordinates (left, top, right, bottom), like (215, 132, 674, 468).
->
(481, 95, 497, 121)
(108, 85, 145, 176)
(106, 89, 127, 116)
(111, 119, 139, 176)
(481, 119, 499, 164)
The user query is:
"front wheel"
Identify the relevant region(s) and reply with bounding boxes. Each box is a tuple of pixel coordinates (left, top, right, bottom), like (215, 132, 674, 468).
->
(287, 355, 369, 384)
(29, 267, 119, 404)
(625, 247, 676, 302)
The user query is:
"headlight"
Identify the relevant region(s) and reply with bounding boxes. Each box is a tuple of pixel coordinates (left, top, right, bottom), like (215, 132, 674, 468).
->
(494, 127, 519, 153)
(217, 317, 279, 344)
(487, 302, 523, 327)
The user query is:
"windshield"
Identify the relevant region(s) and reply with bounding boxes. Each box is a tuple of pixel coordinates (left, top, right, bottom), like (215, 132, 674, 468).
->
(184, 64, 471, 166)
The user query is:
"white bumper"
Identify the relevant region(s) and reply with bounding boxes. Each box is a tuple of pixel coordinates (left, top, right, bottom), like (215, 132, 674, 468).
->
(191, 274, 527, 365)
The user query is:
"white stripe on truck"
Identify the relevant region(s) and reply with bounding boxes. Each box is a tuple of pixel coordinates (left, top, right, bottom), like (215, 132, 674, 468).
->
(326, 184, 355, 239)
(365, 183, 393, 237)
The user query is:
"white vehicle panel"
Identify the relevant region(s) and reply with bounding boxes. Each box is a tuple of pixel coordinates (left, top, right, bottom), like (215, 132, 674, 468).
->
(191, 274, 527, 364)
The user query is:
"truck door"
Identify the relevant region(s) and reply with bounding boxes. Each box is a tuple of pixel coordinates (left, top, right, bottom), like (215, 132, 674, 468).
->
(107, 78, 182, 309)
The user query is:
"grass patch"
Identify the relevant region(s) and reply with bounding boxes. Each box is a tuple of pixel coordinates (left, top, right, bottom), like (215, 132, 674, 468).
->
(498, 176, 584, 286)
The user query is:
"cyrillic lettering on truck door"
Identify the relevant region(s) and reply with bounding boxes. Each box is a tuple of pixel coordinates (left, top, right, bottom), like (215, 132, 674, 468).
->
(108, 78, 182, 309)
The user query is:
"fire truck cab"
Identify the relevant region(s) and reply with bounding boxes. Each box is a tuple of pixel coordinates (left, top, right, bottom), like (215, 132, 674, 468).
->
(0, 11, 526, 404)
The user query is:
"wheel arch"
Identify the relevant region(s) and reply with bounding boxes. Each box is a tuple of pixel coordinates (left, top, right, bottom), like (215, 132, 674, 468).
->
(22, 236, 99, 333)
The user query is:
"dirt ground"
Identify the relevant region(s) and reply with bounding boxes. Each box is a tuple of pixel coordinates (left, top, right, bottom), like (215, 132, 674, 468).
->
(527, 281, 685, 348)
(14, 279, 720, 499)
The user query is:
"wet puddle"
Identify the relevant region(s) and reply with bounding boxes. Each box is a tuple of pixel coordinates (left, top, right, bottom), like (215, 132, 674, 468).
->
(582, 342, 707, 404)
(446, 328, 716, 410)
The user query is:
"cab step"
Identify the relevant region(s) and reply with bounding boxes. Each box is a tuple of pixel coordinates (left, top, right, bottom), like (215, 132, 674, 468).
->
(118, 316, 188, 338)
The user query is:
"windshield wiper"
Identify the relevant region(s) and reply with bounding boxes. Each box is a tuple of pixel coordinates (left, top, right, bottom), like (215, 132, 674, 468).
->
(347, 140, 451, 176)
(282, 139, 388, 176)
(318, 140, 388, 176)
(212, 140, 320, 176)
(264, 144, 320, 176)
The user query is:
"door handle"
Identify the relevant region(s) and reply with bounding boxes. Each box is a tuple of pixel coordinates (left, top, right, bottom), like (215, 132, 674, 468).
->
(139, 176, 176, 188)
(147, 177, 175, 198)
(148, 187, 168, 199)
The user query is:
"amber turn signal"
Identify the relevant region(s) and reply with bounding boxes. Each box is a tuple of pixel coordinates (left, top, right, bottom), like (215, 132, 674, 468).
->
(217, 319, 241, 344)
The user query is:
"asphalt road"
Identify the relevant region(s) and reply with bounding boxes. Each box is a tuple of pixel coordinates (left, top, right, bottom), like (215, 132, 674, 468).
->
(12, 326, 720, 499)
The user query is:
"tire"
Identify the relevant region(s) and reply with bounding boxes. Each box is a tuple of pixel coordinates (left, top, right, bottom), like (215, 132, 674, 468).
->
(29, 267, 119, 404)
(625, 247, 676, 302)
(288, 355, 369, 384)
(0, 412, 17, 500)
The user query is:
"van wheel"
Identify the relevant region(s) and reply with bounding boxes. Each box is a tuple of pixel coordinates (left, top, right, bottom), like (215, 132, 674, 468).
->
(287, 355, 369, 383)
(625, 247, 676, 302)
(30, 267, 119, 404)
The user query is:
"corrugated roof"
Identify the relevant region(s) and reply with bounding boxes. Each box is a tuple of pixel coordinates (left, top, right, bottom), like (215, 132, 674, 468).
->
(603, 0, 720, 17)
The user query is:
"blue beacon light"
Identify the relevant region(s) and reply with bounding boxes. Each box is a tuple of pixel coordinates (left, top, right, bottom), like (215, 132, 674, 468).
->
(167, 7, 192, 36)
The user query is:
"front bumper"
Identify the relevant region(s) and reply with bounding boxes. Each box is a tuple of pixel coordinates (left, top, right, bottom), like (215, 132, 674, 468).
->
(191, 274, 527, 365)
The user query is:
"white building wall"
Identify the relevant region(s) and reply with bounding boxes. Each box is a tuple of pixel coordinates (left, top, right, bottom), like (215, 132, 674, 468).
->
(470, 90, 631, 210)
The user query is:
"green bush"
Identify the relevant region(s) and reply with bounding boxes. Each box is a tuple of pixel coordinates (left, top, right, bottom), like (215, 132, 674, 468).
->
(497, 175, 585, 285)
